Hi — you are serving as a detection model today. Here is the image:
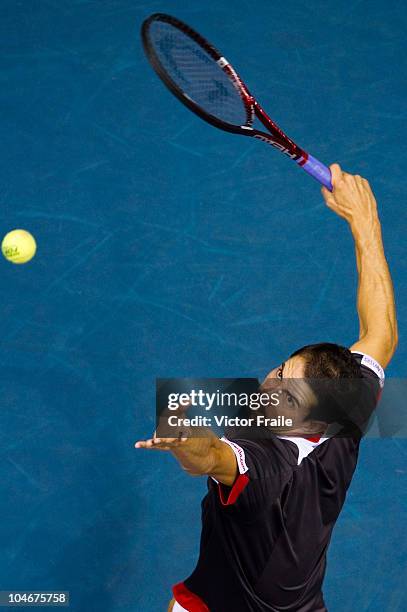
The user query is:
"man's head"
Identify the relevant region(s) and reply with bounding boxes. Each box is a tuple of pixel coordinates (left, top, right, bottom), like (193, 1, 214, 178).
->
(260, 343, 362, 435)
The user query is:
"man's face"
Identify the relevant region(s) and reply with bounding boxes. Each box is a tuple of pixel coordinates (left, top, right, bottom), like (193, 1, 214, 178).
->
(259, 356, 321, 434)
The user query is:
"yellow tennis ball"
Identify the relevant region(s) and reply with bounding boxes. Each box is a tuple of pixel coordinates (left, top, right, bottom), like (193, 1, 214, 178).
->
(1, 229, 37, 264)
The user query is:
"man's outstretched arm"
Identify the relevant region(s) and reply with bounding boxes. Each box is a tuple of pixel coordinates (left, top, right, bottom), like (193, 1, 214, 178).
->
(135, 430, 238, 486)
(322, 164, 398, 368)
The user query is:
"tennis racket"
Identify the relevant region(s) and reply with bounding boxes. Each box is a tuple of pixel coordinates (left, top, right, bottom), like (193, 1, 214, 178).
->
(141, 13, 332, 191)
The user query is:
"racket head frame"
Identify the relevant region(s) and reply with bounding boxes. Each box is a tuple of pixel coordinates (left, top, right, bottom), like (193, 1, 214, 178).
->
(142, 13, 332, 189)
(141, 13, 254, 135)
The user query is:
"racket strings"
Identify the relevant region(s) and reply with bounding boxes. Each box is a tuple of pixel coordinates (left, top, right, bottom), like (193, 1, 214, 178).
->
(148, 21, 250, 127)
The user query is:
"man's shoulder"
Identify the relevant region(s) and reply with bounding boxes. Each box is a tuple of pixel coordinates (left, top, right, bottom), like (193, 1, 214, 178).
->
(351, 350, 385, 387)
(223, 435, 299, 472)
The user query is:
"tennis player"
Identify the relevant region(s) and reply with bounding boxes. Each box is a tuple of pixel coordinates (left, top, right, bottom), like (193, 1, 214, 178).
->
(136, 164, 397, 612)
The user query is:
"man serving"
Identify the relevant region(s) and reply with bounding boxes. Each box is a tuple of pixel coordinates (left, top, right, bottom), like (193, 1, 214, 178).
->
(136, 164, 397, 612)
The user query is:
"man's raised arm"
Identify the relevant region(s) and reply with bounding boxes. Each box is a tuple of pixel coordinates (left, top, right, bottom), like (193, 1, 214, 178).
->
(322, 164, 398, 368)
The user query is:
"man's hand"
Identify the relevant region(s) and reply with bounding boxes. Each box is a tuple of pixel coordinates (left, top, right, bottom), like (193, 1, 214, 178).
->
(135, 433, 217, 476)
(321, 163, 379, 240)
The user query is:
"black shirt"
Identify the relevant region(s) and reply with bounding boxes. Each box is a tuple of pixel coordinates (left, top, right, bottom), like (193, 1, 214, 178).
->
(174, 352, 384, 612)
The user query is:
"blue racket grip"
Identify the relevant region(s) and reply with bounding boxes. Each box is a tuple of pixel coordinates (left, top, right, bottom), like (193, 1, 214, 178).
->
(302, 155, 332, 191)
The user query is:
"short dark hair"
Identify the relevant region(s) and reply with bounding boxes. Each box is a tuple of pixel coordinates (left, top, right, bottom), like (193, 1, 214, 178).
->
(290, 343, 363, 431)
(290, 342, 361, 379)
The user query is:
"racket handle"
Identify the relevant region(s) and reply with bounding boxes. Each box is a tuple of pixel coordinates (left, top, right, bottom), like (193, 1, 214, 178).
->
(302, 155, 333, 191)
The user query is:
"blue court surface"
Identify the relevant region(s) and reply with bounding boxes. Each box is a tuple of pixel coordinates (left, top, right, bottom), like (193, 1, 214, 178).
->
(0, 1, 406, 610)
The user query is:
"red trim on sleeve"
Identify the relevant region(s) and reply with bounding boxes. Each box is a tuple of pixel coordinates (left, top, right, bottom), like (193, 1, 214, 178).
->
(172, 582, 210, 611)
(217, 473, 249, 506)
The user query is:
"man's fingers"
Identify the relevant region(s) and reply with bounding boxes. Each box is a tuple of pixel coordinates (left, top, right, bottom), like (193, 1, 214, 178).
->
(135, 436, 188, 450)
(135, 439, 172, 451)
(321, 186, 336, 207)
(135, 438, 163, 448)
(135, 439, 155, 449)
(329, 163, 343, 188)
